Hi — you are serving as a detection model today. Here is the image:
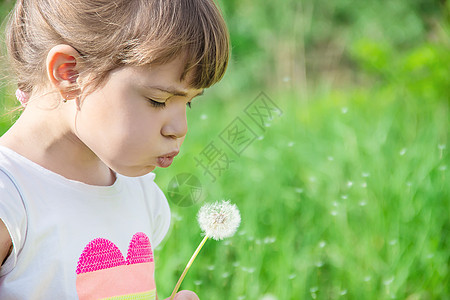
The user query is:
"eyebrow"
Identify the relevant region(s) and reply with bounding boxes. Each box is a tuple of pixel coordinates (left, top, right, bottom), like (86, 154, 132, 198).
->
(147, 86, 204, 97)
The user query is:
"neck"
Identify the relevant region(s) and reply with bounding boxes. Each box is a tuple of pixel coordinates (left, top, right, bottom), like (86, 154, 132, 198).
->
(0, 94, 115, 186)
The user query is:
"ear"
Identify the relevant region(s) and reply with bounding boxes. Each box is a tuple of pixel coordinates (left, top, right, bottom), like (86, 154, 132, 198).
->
(46, 44, 81, 101)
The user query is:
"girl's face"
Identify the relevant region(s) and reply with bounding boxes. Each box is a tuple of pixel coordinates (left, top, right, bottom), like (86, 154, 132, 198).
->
(72, 56, 203, 177)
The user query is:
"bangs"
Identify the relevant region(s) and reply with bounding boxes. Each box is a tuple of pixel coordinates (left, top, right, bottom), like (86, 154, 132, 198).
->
(123, 0, 230, 89)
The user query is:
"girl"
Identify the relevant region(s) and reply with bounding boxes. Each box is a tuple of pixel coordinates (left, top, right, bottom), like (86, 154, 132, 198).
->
(0, 0, 229, 299)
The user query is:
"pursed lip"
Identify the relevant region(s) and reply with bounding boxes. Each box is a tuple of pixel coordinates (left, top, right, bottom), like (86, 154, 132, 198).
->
(159, 150, 180, 159)
(157, 150, 179, 168)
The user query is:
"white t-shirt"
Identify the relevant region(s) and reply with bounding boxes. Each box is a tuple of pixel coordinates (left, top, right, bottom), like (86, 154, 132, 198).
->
(0, 146, 171, 299)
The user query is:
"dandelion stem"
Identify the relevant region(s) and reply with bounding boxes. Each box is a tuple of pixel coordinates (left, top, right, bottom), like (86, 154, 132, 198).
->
(169, 235, 209, 300)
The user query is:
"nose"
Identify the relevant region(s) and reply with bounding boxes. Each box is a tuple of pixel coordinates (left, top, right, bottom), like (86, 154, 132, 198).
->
(161, 103, 188, 139)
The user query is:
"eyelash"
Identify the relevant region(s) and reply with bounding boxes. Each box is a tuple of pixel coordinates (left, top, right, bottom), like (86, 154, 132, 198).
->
(148, 99, 166, 108)
(147, 98, 192, 109)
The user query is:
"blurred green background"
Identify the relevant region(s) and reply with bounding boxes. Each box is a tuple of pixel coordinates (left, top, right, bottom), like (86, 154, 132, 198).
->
(1, 0, 449, 299)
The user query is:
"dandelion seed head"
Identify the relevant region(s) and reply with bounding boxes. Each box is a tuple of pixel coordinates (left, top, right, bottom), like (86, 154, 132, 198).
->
(197, 200, 241, 240)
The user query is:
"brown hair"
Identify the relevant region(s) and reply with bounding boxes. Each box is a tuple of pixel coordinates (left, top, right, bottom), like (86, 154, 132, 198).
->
(6, 0, 230, 95)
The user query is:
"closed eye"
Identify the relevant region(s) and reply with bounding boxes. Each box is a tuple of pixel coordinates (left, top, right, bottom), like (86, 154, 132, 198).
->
(147, 98, 166, 108)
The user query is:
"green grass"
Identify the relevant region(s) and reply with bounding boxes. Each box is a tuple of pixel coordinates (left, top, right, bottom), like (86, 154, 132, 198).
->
(150, 81, 448, 299)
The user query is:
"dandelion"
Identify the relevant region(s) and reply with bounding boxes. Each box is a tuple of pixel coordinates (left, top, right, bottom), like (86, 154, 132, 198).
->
(169, 200, 241, 299)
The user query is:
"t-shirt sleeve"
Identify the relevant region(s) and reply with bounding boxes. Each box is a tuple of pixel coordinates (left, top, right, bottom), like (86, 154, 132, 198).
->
(0, 169, 27, 276)
(150, 183, 171, 248)
(140, 173, 171, 249)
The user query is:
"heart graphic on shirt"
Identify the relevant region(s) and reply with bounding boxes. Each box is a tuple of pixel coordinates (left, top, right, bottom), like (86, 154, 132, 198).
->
(76, 232, 156, 300)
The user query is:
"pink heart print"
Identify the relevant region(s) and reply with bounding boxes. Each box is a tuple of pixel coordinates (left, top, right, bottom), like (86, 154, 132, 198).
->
(76, 232, 156, 300)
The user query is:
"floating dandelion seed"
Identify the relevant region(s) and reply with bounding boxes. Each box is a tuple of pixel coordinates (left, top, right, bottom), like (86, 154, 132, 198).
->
(169, 200, 241, 300)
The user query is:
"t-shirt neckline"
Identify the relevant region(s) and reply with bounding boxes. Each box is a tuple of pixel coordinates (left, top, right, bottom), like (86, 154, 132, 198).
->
(0, 145, 124, 195)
